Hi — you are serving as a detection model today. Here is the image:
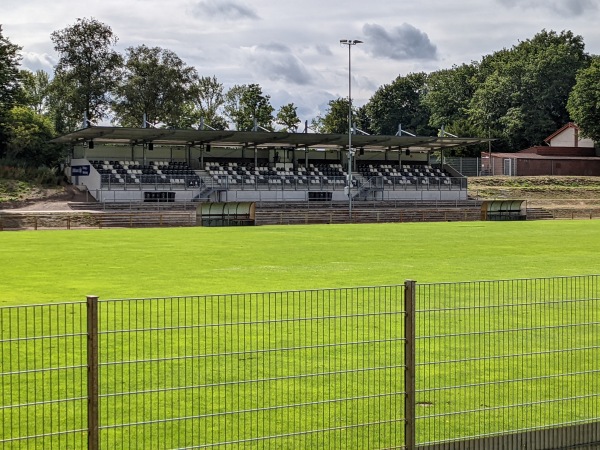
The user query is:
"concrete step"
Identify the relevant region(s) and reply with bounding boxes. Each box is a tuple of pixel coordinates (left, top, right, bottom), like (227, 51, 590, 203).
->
(526, 208, 554, 220)
(255, 207, 480, 225)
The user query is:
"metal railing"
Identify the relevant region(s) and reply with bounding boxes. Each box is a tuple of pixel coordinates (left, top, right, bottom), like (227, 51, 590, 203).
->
(100, 174, 203, 190)
(207, 175, 466, 192)
(95, 173, 468, 201)
(357, 176, 467, 193)
(2, 275, 600, 449)
(430, 157, 484, 177)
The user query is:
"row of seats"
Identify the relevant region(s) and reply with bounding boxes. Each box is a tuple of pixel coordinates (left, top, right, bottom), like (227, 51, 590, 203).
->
(377, 176, 453, 186)
(204, 162, 347, 186)
(359, 163, 450, 178)
(359, 163, 452, 185)
(89, 160, 202, 187)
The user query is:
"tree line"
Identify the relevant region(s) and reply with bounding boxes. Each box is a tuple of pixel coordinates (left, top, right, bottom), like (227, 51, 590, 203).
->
(0, 18, 599, 169)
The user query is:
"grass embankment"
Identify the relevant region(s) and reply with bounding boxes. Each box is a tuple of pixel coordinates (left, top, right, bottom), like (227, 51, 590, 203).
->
(469, 176, 600, 208)
(0, 162, 62, 204)
(0, 179, 49, 203)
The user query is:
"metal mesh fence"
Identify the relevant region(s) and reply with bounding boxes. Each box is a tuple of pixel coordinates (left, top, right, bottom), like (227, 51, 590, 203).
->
(96, 286, 406, 449)
(415, 275, 600, 445)
(0, 302, 88, 449)
(2, 276, 600, 449)
(429, 157, 483, 177)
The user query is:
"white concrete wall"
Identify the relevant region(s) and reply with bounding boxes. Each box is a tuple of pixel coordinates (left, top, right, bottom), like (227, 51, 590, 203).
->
(549, 127, 594, 148)
(69, 158, 100, 192)
(73, 144, 191, 165)
(377, 190, 466, 201)
(224, 191, 308, 202)
(93, 189, 197, 203)
(222, 188, 465, 202)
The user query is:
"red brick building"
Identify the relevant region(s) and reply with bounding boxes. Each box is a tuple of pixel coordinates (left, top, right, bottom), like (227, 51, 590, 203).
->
(486, 123, 599, 176)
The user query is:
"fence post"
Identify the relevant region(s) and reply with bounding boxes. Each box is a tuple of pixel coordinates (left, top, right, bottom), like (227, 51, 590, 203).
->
(86, 295, 100, 450)
(404, 280, 416, 450)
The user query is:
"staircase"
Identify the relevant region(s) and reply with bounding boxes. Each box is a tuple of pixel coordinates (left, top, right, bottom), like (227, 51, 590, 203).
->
(526, 208, 554, 220)
(193, 185, 217, 202)
(352, 176, 382, 201)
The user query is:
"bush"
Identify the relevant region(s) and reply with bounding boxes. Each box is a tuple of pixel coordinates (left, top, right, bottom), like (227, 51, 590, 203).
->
(0, 159, 61, 185)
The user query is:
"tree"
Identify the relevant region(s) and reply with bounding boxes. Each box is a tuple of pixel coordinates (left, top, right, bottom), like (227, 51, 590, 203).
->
(438, 119, 491, 157)
(468, 29, 590, 151)
(275, 103, 300, 132)
(112, 45, 197, 128)
(50, 18, 122, 124)
(568, 56, 600, 144)
(365, 72, 434, 136)
(45, 73, 82, 134)
(424, 64, 478, 128)
(0, 25, 22, 156)
(316, 98, 351, 134)
(223, 85, 244, 130)
(18, 69, 51, 114)
(4, 106, 62, 166)
(0, 25, 21, 110)
(190, 75, 227, 130)
(354, 105, 372, 135)
(224, 84, 274, 131)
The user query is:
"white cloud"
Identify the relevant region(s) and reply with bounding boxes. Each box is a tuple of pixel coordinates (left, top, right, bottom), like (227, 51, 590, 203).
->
(21, 52, 56, 72)
(2, 0, 599, 123)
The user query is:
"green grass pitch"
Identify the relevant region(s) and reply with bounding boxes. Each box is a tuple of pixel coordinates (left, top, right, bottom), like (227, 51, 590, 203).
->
(1, 220, 599, 305)
(1, 220, 600, 447)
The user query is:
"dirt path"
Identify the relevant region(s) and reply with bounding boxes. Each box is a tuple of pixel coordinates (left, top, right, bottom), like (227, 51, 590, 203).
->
(0, 185, 93, 211)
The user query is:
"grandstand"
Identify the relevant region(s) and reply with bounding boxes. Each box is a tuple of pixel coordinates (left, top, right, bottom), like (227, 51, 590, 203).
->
(56, 126, 487, 206)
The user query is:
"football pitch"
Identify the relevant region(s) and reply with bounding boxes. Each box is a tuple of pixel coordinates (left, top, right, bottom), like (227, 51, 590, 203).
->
(2, 220, 600, 447)
(1, 220, 599, 306)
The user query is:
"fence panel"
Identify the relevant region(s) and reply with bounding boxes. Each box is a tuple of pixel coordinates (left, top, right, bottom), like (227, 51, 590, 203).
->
(415, 275, 600, 446)
(97, 287, 406, 449)
(0, 301, 88, 449)
(430, 157, 482, 177)
(4, 276, 598, 449)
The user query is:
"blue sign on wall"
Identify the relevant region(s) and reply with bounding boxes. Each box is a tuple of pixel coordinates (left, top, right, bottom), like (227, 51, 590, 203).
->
(71, 165, 90, 176)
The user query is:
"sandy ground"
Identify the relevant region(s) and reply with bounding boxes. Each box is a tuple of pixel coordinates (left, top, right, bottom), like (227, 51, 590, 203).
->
(0, 186, 92, 211)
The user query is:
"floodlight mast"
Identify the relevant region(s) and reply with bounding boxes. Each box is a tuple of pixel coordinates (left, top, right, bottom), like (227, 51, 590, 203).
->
(340, 39, 363, 219)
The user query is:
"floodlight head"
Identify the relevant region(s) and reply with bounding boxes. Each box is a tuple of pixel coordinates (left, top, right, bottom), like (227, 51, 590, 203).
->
(340, 39, 363, 46)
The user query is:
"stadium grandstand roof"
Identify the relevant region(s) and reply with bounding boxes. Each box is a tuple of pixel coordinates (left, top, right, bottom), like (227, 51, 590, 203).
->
(51, 126, 491, 152)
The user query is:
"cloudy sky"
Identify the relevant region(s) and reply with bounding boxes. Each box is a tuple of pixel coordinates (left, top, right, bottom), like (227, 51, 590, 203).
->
(3, 0, 599, 124)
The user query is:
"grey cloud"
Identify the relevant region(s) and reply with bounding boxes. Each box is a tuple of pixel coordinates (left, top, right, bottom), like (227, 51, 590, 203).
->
(248, 44, 314, 86)
(362, 23, 437, 61)
(496, 0, 597, 16)
(192, 0, 259, 20)
(259, 43, 290, 52)
(315, 44, 333, 56)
